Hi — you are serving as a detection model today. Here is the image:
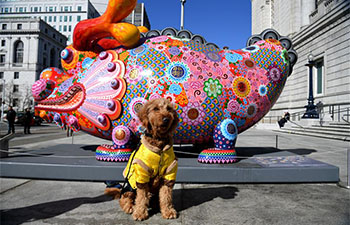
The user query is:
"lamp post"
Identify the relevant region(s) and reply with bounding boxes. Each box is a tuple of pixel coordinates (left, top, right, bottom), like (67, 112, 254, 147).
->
(302, 53, 319, 119)
(1, 79, 5, 122)
(180, 0, 186, 30)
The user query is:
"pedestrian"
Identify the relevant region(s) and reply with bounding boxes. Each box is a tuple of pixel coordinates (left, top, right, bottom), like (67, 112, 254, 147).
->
(24, 108, 32, 134)
(278, 111, 290, 128)
(6, 106, 16, 134)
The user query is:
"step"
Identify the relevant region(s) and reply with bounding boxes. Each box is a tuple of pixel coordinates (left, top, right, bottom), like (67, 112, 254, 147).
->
(304, 126, 350, 134)
(274, 129, 350, 142)
(286, 127, 350, 138)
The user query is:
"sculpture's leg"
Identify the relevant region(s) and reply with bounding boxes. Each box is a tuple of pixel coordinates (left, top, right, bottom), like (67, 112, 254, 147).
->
(96, 126, 137, 162)
(198, 119, 238, 163)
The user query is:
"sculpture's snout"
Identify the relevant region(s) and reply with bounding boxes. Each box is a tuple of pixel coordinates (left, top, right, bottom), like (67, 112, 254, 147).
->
(32, 79, 55, 101)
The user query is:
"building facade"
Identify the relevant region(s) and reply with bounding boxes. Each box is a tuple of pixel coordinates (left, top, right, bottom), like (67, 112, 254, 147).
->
(251, 0, 350, 122)
(0, 0, 100, 43)
(90, 0, 151, 30)
(0, 18, 67, 111)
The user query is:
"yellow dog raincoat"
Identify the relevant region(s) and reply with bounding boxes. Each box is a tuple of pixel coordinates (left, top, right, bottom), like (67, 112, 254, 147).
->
(123, 137, 178, 190)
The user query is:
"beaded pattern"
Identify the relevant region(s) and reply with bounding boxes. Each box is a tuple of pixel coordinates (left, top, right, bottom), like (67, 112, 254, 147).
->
(34, 35, 291, 164)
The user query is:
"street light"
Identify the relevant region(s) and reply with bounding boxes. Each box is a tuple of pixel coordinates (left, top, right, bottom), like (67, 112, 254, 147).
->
(1, 79, 4, 122)
(302, 53, 319, 119)
(180, 0, 186, 30)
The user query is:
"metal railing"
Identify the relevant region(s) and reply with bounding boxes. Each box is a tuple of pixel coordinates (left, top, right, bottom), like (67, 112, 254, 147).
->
(261, 103, 350, 125)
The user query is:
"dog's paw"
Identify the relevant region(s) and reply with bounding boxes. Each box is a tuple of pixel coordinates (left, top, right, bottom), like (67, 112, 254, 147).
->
(161, 208, 177, 219)
(121, 203, 133, 214)
(132, 207, 149, 221)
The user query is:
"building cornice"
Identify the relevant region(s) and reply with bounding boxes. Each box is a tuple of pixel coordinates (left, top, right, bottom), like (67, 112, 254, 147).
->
(292, 0, 349, 45)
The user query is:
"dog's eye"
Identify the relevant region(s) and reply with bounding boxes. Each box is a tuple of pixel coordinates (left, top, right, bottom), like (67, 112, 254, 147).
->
(154, 107, 159, 111)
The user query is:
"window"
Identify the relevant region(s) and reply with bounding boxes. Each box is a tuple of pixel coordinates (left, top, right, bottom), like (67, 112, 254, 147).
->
(314, 59, 324, 95)
(59, 25, 62, 32)
(0, 85, 2, 92)
(48, 16, 52, 22)
(68, 25, 71, 32)
(64, 16, 67, 22)
(0, 54, 5, 65)
(17, 24, 22, 30)
(0, 72, 3, 79)
(69, 16, 72, 22)
(44, 44, 47, 50)
(77, 6, 82, 11)
(43, 57, 47, 67)
(2, 24, 7, 30)
(77, 15, 81, 22)
(63, 25, 67, 32)
(60, 16, 62, 22)
(34, 7, 38, 12)
(54, 16, 56, 22)
(13, 85, 19, 93)
(14, 41, 24, 64)
(1, 40, 5, 46)
(49, 6, 54, 12)
(13, 98, 19, 107)
(64, 6, 69, 11)
(50, 48, 56, 67)
(14, 72, 19, 79)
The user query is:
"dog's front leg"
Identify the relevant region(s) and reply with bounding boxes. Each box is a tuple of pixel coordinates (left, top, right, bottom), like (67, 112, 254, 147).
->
(133, 182, 150, 221)
(159, 180, 177, 219)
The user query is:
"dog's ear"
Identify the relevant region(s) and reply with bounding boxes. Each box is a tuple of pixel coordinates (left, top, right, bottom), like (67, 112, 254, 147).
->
(169, 104, 179, 134)
(137, 101, 152, 133)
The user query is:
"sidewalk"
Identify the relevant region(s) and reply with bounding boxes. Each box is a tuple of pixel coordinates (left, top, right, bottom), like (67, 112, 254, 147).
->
(1, 128, 349, 225)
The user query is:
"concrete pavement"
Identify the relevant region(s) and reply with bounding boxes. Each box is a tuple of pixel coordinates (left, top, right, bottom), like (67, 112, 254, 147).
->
(1, 126, 349, 225)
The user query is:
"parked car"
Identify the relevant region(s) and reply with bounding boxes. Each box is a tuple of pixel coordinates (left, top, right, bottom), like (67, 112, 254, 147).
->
(15, 112, 42, 126)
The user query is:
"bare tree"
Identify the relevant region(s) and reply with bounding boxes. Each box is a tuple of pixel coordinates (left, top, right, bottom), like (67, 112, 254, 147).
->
(20, 84, 33, 111)
(4, 80, 14, 107)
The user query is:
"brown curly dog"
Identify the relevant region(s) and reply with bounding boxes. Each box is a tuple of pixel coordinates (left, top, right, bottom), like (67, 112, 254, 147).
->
(119, 98, 179, 221)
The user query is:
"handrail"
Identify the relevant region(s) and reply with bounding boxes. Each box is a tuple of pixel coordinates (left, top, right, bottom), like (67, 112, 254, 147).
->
(261, 103, 350, 123)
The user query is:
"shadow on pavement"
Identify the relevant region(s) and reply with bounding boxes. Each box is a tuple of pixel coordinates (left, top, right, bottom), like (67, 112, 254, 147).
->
(175, 186, 239, 212)
(0, 194, 114, 225)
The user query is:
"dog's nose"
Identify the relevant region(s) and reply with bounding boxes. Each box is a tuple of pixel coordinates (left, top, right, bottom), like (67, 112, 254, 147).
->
(163, 117, 170, 124)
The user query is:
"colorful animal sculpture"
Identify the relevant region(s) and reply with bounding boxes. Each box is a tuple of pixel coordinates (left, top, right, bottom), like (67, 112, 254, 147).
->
(32, 0, 297, 164)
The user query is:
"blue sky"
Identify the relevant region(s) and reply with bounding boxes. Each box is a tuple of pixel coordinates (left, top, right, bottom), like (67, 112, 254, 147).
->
(140, 0, 252, 50)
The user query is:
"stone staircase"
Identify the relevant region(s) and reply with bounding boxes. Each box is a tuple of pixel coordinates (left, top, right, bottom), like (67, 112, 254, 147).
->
(274, 122, 350, 142)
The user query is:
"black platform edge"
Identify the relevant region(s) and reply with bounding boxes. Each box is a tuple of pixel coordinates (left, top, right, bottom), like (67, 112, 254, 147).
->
(0, 144, 339, 183)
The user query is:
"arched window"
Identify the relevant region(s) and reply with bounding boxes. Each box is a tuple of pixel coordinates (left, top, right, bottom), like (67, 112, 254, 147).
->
(13, 40, 24, 64)
(50, 48, 56, 67)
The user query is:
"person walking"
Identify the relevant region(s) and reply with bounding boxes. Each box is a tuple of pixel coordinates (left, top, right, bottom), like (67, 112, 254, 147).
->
(6, 106, 16, 134)
(24, 108, 32, 134)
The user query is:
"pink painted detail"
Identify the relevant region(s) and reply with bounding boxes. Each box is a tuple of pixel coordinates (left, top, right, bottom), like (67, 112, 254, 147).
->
(32, 79, 55, 101)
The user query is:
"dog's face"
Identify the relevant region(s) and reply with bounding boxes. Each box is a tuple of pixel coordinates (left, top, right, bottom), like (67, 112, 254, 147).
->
(137, 98, 179, 137)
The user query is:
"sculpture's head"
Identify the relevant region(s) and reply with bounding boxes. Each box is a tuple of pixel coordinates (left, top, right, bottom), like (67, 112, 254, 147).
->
(32, 47, 127, 138)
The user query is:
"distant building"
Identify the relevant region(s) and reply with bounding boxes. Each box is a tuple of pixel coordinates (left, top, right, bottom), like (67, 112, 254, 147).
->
(251, 0, 350, 122)
(90, 0, 151, 30)
(0, 0, 100, 44)
(0, 18, 67, 111)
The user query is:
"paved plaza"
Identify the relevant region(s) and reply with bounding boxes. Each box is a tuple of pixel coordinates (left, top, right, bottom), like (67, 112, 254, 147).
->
(1, 126, 349, 225)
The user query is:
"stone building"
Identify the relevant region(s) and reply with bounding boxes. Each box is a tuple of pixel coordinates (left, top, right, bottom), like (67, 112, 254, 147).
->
(251, 0, 350, 123)
(0, 18, 67, 111)
(90, 1, 151, 30)
(0, 0, 100, 43)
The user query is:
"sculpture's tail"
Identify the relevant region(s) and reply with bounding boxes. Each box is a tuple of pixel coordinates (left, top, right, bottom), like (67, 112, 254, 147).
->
(246, 29, 298, 76)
